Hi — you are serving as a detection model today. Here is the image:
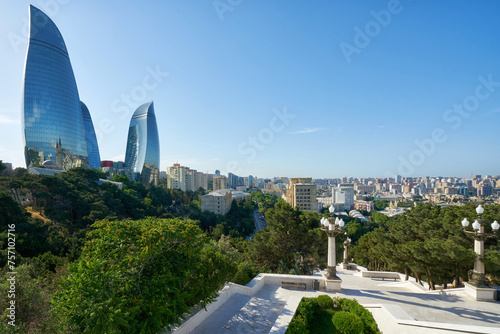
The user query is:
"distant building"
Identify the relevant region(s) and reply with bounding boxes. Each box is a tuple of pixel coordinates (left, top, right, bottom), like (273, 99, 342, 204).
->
(166, 164, 208, 192)
(349, 210, 368, 222)
(317, 196, 334, 207)
(201, 189, 233, 215)
(201, 189, 251, 215)
(285, 177, 318, 212)
(478, 182, 493, 197)
(352, 201, 374, 212)
(214, 176, 228, 191)
(332, 184, 355, 211)
(354, 184, 376, 194)
(228, 172, 244, 189)
(124, 101, 160, 185)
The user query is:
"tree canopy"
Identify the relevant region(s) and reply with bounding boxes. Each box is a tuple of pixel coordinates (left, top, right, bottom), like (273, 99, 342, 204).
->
(53, 218, 237, 333)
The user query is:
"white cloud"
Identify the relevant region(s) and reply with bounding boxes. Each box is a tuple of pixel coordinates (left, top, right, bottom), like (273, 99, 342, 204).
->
(110, 154, 125, 161)
(290, 127, 326, 134)
(0, 114, 20, 124)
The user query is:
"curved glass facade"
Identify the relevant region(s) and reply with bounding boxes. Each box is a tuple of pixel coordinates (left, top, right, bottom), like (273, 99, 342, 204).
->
(81, 101, 101, 169)
(124, 101, 160, 184)
(22, 5, 97, 170)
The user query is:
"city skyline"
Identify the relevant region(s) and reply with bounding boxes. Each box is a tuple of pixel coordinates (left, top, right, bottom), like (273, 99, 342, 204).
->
(2, 1, 500, 178)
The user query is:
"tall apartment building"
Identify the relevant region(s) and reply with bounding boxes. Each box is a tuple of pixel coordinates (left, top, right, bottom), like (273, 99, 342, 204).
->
(213, 176, 228, 191)
(285, 177, 318, 212)
(332, 184, 355, 211)
(167, 164, 208, 192)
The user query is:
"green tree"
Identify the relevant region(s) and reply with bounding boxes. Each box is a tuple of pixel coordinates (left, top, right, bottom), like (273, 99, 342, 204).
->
(0, 160, 6, 174)
(53, 218, 236, 333)
(247, 202, 326, 274)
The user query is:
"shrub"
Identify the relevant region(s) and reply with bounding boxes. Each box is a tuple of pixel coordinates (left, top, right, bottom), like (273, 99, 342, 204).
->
(286, 297, 319, 333)
(316, 295, 334, 310)
(232, 261, 258, 285)
(332, 311, 364, 334)
(296, 298, 318, 324)
(333, 297, 380, 334)
(286, 314, 309, 334)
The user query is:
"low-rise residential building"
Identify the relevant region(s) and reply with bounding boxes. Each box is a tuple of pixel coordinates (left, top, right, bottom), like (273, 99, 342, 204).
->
(352, 201, 374, 212)
(201, 189, 251, 215)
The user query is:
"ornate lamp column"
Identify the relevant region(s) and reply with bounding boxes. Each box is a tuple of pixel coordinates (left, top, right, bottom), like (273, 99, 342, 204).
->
(321, 205, 344, 283)
(461, 204, 499, 300)
(343, 234, 351, 269)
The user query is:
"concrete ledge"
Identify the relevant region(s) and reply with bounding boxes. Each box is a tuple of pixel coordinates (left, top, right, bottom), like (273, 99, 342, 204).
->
(269, 295, 302, 334)
(464, 282, 497, 301)
(325, 278, 342, 292)
(261, 273, 326, 290)
(364, 304, 500, 334)
(171, 273, 327, 333)
(169, 284, 239, 334)
(361, 270, 400, 280)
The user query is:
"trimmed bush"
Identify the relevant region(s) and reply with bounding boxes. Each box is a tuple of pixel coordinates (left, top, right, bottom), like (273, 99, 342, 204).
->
(316, 294, 334, 310)
(333, 297, 379, 334)
(332, 311, 364, 334)
(295, 298, 318, 324)
(287, 296, 380, 334)
(286, 314, 309, 334)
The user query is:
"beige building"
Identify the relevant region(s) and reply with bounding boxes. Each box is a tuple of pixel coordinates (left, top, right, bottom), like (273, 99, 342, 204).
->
(285, 177, 318, 212)
(201, 189, 251, 215)
(201, 189, 233, 215)
(354, 184, 376, 194)
(213, 176, 228, 191)
(167, 164, 208, 192)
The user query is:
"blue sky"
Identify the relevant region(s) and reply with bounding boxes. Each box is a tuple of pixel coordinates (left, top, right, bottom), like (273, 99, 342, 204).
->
(1, 0, 500, 179)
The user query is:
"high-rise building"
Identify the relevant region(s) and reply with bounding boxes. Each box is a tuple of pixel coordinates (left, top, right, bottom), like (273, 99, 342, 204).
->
(166, 164, 208, 192)
(228, 172, 242, 189)
(285, 177, 318, 212)
(213, 176, 228, 191)
(124, 101, 160, 185)
(81, 101, 101, 169)
(23, 5, 100, 171)
(167, 164, 187, 191)
(333, 184, 355, 211)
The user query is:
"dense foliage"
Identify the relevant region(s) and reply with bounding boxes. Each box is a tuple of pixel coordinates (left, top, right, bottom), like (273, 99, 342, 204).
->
(53, 218, 236, 333)
(286, 296, 380, 334)
(353, 203, 500, 287)
(2, 165, 500, 331)
(246, 201, 328, 275)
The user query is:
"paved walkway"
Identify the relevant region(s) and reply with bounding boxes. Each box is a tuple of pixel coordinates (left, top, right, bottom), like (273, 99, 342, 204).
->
(190, 267, 500, 333)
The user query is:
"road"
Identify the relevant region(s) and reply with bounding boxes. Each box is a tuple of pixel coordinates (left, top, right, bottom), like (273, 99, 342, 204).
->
(250, 209, 267, 239)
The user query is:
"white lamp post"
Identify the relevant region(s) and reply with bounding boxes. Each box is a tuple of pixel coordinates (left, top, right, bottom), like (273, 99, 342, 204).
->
(461, 204, 499, 287)
(322, 205, 344, 279)
(343, 233, 352, 269)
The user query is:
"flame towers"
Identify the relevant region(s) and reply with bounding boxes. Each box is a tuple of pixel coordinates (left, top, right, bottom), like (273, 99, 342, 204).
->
(124, 101, 160, 185)
(22, 5, 100, 170)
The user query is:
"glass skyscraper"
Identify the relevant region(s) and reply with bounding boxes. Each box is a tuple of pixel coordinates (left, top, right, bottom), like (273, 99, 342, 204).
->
(22, 5, 100, 170)
(81, 101, 101, 169)
(124, 101, 160, 184)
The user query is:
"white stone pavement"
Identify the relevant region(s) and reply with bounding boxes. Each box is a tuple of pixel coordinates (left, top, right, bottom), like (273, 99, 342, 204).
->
(173, 265, 500, 334)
